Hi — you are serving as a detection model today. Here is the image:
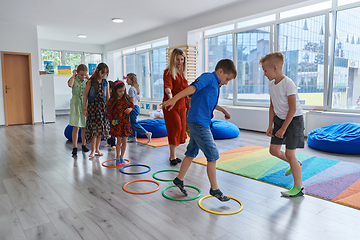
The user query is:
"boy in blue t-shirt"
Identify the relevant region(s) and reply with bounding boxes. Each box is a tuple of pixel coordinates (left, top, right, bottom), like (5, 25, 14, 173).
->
(162, 59, 237, 201)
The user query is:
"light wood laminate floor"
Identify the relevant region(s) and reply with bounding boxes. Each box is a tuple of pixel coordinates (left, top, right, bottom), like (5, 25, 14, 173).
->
(0, 115, 359, 240)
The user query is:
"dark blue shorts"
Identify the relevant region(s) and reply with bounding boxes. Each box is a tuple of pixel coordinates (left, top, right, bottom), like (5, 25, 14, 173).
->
(271, 115, 305, 150)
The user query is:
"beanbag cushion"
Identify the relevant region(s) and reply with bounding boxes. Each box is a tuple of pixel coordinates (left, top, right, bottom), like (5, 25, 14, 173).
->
(211, 119, 240, 139)
(64, 124, 82, 142)
(307, 122, 360, 154)
(137, 119, 167, 138)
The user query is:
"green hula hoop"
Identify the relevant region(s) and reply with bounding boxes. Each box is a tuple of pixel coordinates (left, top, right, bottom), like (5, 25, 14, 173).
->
(152, 170, 180, 181)
(162, 185, 201, 201)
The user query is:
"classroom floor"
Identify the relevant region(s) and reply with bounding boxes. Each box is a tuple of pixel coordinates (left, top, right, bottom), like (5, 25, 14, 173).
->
(0, 115, 359, 240)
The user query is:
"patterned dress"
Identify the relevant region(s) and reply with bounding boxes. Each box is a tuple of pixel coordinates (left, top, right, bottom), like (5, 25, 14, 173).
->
(107, 97, 134, 137)
(85, 82, 110, 143)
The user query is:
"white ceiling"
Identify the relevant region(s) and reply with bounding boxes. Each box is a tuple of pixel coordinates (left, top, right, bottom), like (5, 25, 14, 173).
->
(0, 0, 245, 45)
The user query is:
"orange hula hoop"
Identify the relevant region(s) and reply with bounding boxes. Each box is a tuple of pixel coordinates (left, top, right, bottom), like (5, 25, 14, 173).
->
(123, 179, 160, 194)
(101, 158, 130, 168)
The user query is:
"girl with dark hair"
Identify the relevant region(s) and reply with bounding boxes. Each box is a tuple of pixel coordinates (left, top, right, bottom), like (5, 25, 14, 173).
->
(83, 63, 110, 158)
(107, 81, 134, 165)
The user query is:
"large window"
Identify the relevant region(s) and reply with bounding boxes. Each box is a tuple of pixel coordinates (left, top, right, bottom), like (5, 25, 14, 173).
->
(236, 26, 271, 104)
(65, 52, 82, 70)
(332, 6, 360, 110)
(205, 33, 233, 104)
(41, 50, 61, 73)
(151, 47, 167, 99)
(123, 54, 136, 76)
(278, 15, 326, 106)
(136, 52, 151, 99)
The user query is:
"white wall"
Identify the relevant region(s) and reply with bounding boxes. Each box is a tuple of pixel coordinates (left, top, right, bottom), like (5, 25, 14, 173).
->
(0, 21, 42, 125)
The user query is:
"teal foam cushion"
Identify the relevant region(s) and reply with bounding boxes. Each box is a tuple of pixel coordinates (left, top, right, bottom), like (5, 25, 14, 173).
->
(307, 122, 360, 154)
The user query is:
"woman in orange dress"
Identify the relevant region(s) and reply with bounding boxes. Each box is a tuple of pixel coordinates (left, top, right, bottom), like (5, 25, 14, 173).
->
(163, 48, 189, 165)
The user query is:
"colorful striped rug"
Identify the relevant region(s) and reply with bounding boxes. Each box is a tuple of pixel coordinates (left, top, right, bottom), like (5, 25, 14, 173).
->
(193, 145, 360, 210)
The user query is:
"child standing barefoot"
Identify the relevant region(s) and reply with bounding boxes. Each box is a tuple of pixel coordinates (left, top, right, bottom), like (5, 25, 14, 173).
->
(107, 81, 134, 165)
(83, 63, 110, 158)
(68, 64, 89, 155)
(126, 73, 152, 143)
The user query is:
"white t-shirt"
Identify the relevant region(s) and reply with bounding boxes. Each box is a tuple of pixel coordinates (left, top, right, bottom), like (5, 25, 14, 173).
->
(268, 76, 303, 120)
(128, 86, 139, 106)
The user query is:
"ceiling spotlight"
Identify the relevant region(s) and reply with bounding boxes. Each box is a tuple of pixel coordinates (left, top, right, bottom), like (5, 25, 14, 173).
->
(78, 34, 87, 38)
(112, 18, 123, 23)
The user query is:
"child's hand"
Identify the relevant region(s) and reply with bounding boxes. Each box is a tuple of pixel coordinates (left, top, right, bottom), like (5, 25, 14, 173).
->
(266, 126, 273, 137)
(83, 109, 88, 117)
(85, 73, 89, 80)
(224, 112, 231, 119)
(72, 69, 77, 76)
(275, 127, 286, 139)
(125, 108, 132, 114)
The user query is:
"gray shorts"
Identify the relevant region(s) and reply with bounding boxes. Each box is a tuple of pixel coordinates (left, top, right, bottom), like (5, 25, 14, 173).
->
(271, 115, 304, 150)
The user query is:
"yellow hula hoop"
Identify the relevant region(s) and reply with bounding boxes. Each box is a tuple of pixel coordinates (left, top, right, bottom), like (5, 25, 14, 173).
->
(198, 195, 244, 215)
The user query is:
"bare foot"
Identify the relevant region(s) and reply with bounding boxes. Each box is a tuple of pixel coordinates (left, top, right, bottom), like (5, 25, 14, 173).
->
(95, 151, 104, 156)
(89, 151, 95, 158)
(111, 146, 116, 150)
(103, 144, 110, 147)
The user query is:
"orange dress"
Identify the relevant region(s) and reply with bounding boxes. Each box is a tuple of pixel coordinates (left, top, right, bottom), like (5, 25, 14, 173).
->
(163, 69, 188, 146)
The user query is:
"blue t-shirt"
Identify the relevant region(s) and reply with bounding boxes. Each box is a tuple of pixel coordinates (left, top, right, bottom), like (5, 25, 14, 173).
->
(187, 72, 220, 128)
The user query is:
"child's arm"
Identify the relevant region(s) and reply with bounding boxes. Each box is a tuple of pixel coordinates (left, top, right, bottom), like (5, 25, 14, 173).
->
(161, 85, 196, 111)
(67, 70, 77, 87)
(266, 99, 275, 137)
(164, 88, 173, 99)
(83, 81, 91, 117)
(274, 95, 297, 138)
(215, 105, 230, 119)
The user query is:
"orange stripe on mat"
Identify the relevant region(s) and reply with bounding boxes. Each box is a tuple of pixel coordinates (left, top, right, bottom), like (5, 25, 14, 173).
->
(333, 178, 360, 202)
(137, 137, 189, 148)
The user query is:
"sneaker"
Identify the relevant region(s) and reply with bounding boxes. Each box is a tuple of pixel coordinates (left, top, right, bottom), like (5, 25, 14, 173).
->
(173, 177, 188, 196)
(82, 145, 89, 152)
(210, 188, 230, 202)
(281, 187, 305, 197)
(120, 157, 126, 165)
(285, 161, 302, 176)
(127, 138, 137, 143)
(147, 132, 152, 143)
(116, 158, 121, 166)
(169, 158, 178, 166)
(72, 148, 77, 156)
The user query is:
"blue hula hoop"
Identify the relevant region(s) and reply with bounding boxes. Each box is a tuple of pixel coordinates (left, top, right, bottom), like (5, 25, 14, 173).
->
(119, 164, 151, 175)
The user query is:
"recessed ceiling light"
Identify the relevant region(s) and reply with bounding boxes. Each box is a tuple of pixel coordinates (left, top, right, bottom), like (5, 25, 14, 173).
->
(78, 34, 87, 38)
(112, 18, 123, 23)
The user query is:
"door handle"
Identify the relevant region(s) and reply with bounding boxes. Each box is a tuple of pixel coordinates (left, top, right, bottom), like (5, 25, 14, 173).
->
(5, 85, 10, 93)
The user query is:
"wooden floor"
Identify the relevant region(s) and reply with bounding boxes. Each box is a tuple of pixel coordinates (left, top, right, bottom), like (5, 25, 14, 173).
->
(1, 115, 360, 240)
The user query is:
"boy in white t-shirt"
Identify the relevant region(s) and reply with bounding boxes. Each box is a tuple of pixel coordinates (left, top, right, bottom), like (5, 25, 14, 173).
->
(260, 52, 305, 197)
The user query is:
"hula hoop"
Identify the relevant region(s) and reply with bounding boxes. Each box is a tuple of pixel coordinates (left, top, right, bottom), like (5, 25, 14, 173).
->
(123, 179, 160, 194)
(101, 158, 130, 168)
(162, 185, 201, 201)
(198, 195, 243, 215)
(152, 170, 179, 181)
(119, 164, 151, 175)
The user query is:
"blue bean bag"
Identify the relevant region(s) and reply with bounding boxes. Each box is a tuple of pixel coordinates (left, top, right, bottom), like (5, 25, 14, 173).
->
(137, 119, 168, 138)
(64, 125, 82, 142)
(211, 119, 240, 139)
(307, 122, 360, 154)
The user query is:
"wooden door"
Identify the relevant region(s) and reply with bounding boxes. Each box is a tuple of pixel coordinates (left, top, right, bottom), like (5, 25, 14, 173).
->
(1, 52, 34, 126)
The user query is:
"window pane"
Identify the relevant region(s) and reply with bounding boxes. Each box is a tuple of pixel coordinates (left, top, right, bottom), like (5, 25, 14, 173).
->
(337, 0, 360, 6)
(65, 53, 82, 71)
(278, 15, 326, 106)
(41, 50, 61, 73)
(136, 52, 151, 99)
(237, 15, 276, 29)
(205, 24, 234, 36)
(280, 1, 331, 19)
(123, 54, 136, 75)
(332, 7, 360, 110)
(84, 53, 102, 66)
(236, 27, 271, 104)
(151, 47, 167, 100)
(205, 33, 233, 104)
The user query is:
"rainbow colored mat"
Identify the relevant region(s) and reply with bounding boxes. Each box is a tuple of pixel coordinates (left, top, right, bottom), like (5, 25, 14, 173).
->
(193, 145, 360, 209)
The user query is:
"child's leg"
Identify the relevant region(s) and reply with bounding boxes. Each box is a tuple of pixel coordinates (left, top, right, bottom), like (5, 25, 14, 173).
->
(120, 137, 127, 158)
(207, 161, 218, 190)
(80, 127, 89, 152)
(72, 126, 79, 148)
(285, 149, 302, 187)
(95, 137, 103, 156)
(177, 156, 194, 180)
(89, 137, 96, 157)
(269, 144, 288, 162)
(115, 137, 121, 158)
